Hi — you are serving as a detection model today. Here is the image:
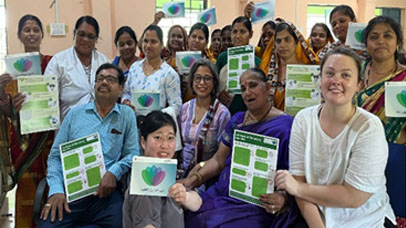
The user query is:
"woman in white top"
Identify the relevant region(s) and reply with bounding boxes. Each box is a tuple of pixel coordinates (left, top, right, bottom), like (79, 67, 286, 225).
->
(121, 24, 182, 116)
(275, 46, 396, 228)
(45, 16, 109, 120)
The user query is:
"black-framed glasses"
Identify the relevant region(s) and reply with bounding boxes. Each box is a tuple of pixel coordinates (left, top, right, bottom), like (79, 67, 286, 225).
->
(194, 75, 213, 83)
(95, 75, 118, 84)
(76, 31, 97, 40)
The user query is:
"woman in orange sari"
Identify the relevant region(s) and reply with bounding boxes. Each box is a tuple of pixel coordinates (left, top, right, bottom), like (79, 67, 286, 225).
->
(259, 22, 318, 111)
(0, 14, 53, 228)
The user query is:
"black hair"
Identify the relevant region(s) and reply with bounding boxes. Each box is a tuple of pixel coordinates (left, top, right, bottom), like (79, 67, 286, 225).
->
(320, 46, 362, 82)
(221, 25, 232, 36)
(241, 68, 267, 82)
(362, 16, 404, 60)
(74, 15, 100, 37)
(95, 63, 125, 85)
(142, 24, 164, 44)
(274, 23, 298, 43)
(18, 14, 44, 37)
(211, 29, 221, 39)
(262, 20, 276, 31)
(114, 26, 137, 46)
(138, 111, 177, 140)
(311, 23, 333, 40)
(329, 5, 356, 23)
(232, 16, 252, 32)
(189, 59, 219, 100)
(190, 23, 209, 41)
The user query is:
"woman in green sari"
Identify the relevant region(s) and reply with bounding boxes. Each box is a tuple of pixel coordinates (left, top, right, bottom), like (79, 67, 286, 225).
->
(358, 15, 405, 224)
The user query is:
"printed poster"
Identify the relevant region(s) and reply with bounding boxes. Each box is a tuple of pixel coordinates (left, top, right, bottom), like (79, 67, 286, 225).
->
(17, 75, 60, 134)
(162, 2, 185, 18)
(227, 45, 255, 93)
(285, 64, 321, 116)
(131, 90, 160, 116)
(130, 156, 177, 197)
(229, 130, 279, 207)
(345, 22, 367, 50)
(5, 52, 41, 76)
(60, 133, 106, 202)
(176, 51, 202, 74)
(198, 7, 217, 26)
(251, 0, 275, 24)
(385, 81, 406, 117)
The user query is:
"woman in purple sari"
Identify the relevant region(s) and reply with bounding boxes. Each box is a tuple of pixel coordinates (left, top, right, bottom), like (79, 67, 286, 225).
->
(182, 68, 301, 228)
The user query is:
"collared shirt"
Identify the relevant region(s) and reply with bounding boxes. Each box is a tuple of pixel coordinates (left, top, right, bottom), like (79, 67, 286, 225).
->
(47, 101, 139, 197)
(121, 59, 182, 116)
(44, 46, 109, 121)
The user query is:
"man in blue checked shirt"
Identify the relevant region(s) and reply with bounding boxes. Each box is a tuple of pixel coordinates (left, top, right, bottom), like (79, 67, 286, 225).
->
(39, 63, 139, 228)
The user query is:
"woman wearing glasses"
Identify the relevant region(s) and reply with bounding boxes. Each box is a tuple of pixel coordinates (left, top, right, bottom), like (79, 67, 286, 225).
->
(179, 59, 230, 184)
(45, 16, 109, 120)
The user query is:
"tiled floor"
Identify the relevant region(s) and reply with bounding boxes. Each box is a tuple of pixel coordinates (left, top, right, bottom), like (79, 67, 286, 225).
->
(0, 187, 16, 228)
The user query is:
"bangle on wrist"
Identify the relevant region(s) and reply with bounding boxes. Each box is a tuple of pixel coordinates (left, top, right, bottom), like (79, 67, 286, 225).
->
(191, 172, 203, 186)
(0, 94, 10, 105)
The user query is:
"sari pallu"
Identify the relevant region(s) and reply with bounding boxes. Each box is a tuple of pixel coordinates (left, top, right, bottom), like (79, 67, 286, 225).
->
(358, 68, 406, 219)
(259, 22, 318, 111)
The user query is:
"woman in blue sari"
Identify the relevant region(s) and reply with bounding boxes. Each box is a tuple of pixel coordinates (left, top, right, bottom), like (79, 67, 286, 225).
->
(182, 68, 300, 228)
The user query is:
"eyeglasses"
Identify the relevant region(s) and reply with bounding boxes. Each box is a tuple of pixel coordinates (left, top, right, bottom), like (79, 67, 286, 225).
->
(95, 75, 119, 84)
(76, 31, 97, 40)
(194, 75, 213, 83)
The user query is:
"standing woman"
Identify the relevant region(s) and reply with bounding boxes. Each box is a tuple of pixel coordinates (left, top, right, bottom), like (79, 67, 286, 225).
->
(121, 24, 182, 116)
(259, 22, 318, 111)
(164, 25, 188, 68)
(0, 14, 54, 228)
(358, 16, 406, 222)
(275, 47, 396, 227)
(208, 29, 222, 60)
(308, 23, 334, 56)
(45, 15, 109, 120)
(112, 26, 140, 78)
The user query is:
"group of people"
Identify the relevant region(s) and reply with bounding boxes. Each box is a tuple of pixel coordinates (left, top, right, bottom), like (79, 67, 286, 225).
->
(0, 2, 405, 228)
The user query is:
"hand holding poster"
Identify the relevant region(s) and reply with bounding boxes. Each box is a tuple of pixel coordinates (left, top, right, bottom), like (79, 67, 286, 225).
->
(130, 156, 177, 197)
(198, 7, 217, 26)
(250, 0, 275, 24)
(5, 52, 41, 76)
(162, 2, 185, 18)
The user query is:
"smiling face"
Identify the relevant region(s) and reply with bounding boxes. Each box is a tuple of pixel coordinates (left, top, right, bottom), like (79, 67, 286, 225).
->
(189, 29, 207, 51)
(143, 30, 163, 59)
(192, 65, 214, 99)
(321, 54, 361, 106)
(366, 23, 398, 62)
(169, 26, 185, 51)
(231, 22, 252, 47)
(18, 19, 43, 51)
(141, 125, 176, 159)
(310, 25, 328, 52)
(74, 22, 98, 56)
(94, 68, 123, 103)
(275, 30, 297, 60)
(330, 12, 352, 43)
(117, 32, 137, 60)
(240, 71, 271, 112)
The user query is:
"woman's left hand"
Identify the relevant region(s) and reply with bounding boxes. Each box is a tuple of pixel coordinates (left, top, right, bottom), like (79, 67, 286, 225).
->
(260, 191, 287, 214)
(274, 170, 299, 196)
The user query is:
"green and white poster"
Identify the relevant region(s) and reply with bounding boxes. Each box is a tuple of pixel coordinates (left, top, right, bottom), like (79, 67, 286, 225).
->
(60, 133, 106, 202)
(345, 22, 367, 50)
(18, 75, 60, 134)
(385, 81, 406, 117)
(229, 130, 279, 206)
(285, 64, 321, 116)
(227, 45, 255, 93)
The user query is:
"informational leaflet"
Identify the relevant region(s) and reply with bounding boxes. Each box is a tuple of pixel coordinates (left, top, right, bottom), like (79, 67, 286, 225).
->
(285, 64, 321, 116)
(345, 22, 367, 50)
(60, 133, 106, 202)
(229, 130, 279, 207)
(385, 81, 406, 117)
(131, 90, 160, 116)
(17, 75, 60, 134)
(250, 0, 275, 24)
(227, 45, 255, 93)
(130, 156, 177, 197)
(176, 51, 202, 74)
(5, 52, 41, 76)
(162, 2, 185, 18)
(198, 7, 217, 26)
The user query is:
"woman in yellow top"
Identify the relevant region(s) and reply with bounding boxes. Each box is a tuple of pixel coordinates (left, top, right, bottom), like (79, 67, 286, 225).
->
(259, 22, 318, 111)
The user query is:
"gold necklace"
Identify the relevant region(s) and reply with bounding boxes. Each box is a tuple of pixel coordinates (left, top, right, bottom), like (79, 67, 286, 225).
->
(143, 59, 162, 76)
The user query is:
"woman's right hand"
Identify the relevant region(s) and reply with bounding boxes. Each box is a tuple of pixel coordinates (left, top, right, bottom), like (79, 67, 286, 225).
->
(218, 90, 232, 108)
(0, 73, 12, 100)
(122, 99, 137, 112)
(153, 11, 165, 25)
(244, 1, 255, 18)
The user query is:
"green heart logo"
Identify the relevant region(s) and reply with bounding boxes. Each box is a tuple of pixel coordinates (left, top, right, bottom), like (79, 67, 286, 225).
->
(396, 90, 406, 108)
(354, 29, 363, 43)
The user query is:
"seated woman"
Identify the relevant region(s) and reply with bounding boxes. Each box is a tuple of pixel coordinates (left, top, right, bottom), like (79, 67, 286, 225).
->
(182, 68, 301, 228)
(307, 23, 334, 57)
(179, 59, 230, 179)
(123, 111, 202, 228)
(112, 26, 140, 78)
(275, 46, 396, 227)
(358, 16, 406, 222)
(259, 22, 318, 110)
